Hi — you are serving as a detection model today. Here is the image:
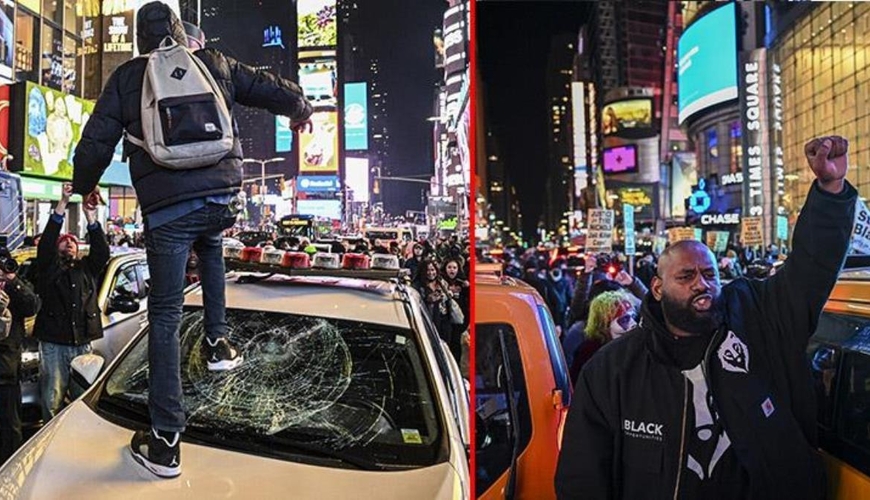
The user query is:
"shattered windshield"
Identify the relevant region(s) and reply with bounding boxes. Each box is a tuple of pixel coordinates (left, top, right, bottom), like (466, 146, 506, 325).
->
(97, 308, 445, 469)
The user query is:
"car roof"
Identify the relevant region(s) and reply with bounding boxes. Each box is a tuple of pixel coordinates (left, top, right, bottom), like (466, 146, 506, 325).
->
(183, 274, 411, 329)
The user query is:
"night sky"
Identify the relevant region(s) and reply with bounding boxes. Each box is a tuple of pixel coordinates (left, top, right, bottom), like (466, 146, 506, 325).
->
(478, 1, 591, 238)
(360, 0, 445, 215)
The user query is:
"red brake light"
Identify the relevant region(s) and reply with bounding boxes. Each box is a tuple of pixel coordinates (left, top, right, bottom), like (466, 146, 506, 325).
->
(341, 253, 371, 270)
(281, 252, 311, 269)
(241, 247, 263, 263)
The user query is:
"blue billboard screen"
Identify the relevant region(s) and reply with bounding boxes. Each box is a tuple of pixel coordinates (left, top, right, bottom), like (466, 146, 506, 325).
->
(344, 82, 368, 151)
(276, 116, 293, 152)
(678, 3, 738, 124)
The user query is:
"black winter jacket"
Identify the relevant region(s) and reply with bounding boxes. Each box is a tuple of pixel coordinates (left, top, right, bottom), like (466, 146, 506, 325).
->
(0, 276, 39, 384)
(72, 2, 312, 214)
(555, 181, 857, 500)
(33, 217, 109, 346)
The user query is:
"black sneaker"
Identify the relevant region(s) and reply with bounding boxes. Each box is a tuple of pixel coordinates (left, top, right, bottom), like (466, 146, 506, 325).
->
(130, 429, 181, 478)
(203, 337, 243, 371)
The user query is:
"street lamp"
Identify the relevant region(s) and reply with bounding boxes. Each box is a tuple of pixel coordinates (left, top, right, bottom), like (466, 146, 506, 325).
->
(242, 157, 285, 225)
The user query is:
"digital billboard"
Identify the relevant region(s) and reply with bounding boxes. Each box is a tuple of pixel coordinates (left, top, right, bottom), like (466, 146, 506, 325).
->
(678, 2, 738, 124)
(297, 0, 336, 50)
(299, 111, 338, 174)
(23, 82, 95, 179)
(297, 175, 340, 193)
(344, 82, 368, 150)
(297, 199, 341, 220)
(603, 145, 638, 175)
(275, 115, 293, 152)
(0, 0, 13, 81)
(602, 98, 653, 137)
(345, 157, 370, 203)
(299, 59, 337, 110)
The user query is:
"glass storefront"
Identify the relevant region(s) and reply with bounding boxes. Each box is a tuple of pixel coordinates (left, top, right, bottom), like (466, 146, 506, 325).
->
(777, 2, 870, 218)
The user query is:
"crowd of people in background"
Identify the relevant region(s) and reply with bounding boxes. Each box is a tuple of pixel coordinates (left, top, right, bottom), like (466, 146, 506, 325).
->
(479, 240, 789, 385)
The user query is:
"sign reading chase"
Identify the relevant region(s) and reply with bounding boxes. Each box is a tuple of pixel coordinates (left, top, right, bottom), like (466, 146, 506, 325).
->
(297, 176, 340, 192)
(700, 213, 741, 226)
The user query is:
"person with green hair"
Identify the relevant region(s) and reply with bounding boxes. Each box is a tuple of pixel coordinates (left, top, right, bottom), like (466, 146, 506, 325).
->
(569, 289, 639, 382)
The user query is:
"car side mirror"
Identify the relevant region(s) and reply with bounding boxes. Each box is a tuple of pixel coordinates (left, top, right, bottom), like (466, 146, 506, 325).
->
(109, 295, 140, 314)
(70, 353, 105, 390)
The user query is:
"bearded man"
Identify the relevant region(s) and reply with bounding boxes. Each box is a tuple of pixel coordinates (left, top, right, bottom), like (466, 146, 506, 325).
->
(555, 136, 855, 500)
(33, 182, 109, 421)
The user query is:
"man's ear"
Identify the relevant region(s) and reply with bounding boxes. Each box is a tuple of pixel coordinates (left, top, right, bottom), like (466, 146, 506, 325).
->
(651, 275, 663, 301)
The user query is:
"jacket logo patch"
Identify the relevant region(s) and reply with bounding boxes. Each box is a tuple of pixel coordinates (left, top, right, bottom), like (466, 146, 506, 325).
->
(718, 330, 750, 374)
(170, 67, 187, 80)
(623, 419, 664, 442)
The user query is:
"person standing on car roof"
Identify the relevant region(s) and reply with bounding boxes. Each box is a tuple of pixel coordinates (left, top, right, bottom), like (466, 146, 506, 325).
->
(71, 3, 313, 479)
(0, 248, 39, 463)
(555, 136, 856, 500)
(33, 183, 109, 423)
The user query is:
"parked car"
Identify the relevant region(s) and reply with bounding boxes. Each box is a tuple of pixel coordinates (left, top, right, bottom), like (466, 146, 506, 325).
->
(0, 261, 470, 499)
(808, 265, 870, 498)
(15, 247, 151, 427)
(474, 271, 572, 500)
(236, 231, 275, 247)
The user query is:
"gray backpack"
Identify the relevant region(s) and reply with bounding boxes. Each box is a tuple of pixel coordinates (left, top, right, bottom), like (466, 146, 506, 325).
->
(126, 37, 233, 169)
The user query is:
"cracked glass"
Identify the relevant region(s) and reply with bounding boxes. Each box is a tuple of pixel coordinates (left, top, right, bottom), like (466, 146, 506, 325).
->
(96, 307, 445, 469)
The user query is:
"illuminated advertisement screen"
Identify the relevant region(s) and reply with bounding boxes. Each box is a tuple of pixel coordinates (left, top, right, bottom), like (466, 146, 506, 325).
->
(617, 185, 656, 220)
(23, 82, 95, 180)
(344, 82, 368, 150)
(0, 86, 8, 158)
(297, 175, 340, 192)
(678, 3, 738, 123)
(300, 59, 337, 110)
(297, 0, 336, 49)
(602, 98, 653, 137)
(0, 0, 12, 81)
(275, 115, 293, 152)
(299, 111, 338, 173)
(297, 199, 341, 220)
(603, 145, 638, 175)
(345, 157, 369, 203)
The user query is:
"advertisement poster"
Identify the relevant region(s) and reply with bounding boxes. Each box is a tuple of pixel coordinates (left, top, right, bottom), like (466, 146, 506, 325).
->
(275, 115, 293, 152)
(677, 2, 738, 123)
(300, 59, 337, 110)
(0, 85, 9, 159)
(603, 145, 638, 175)
(23, 82, 95, 179)
(297, 199, 341, 220)
(103, 10, 134, 53)
(297, 0, 337, 49)
(299, 111, 338, 173)
(345, 157, 370, 203)
(602, 99, 653, 137)
(344, 82, 368, 150)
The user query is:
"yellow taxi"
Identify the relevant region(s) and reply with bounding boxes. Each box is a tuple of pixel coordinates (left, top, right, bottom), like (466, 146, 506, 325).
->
(810, 263, 870, 498)
(475, 271, 572, 499)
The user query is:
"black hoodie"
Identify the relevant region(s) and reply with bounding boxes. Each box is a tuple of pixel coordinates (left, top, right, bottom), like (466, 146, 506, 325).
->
(555, 181, 857, 500)
(72, 1, 312, 214)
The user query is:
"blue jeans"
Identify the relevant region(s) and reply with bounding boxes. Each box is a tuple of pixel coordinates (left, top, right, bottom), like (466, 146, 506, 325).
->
(39, 342, 93, 421)
(145, 203, 235, 433)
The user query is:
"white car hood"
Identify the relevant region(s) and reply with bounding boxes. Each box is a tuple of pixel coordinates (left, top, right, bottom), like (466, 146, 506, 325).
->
(0, 402, 462, 499)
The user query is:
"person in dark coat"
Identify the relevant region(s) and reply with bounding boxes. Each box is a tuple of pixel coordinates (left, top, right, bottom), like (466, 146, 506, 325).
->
(0, 248, 39, 463)
(414, 260, 453, 344)
(71, 2, 313, 479)
(33, 183, 109, 422)
(442, 256, 469, 364)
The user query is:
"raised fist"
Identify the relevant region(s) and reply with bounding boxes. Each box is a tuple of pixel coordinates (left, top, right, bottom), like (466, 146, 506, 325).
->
(804, 136, 848, 193)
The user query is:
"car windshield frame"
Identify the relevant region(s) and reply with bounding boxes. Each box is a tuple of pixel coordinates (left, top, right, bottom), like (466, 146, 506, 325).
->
(86, 305, 449, 470)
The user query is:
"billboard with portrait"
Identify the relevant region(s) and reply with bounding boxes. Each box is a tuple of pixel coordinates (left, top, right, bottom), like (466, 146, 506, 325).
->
(345, 157, 369, 203)
(602, 98, 653, 138)
(23, 82, 95, 180)
(344, 82, 368, 151)
(297, 0, 336, 50)
(299, 59, 337, 110)
(603, 145, 638, 175)
(299, 111, 338, 174)
(678, 2, 738, 124)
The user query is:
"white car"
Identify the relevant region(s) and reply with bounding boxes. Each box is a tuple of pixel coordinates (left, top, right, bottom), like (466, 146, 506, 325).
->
(1, 266, 470, 499)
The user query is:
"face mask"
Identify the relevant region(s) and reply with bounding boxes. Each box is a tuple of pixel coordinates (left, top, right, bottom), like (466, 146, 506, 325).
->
(610, 313, 637, 338)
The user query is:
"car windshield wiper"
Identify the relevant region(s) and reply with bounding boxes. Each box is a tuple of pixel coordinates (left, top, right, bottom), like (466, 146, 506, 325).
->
(185, 428, 387, 471)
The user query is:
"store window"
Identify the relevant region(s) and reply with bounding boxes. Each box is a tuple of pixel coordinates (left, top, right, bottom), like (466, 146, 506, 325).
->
(63, 0, 82, 35)
(729, 121, 742, 174)
(41, 26, 63, 90)
(62, 34, 80, 95)
(42, 0, 62, 26)
(14, 11, 38, 83)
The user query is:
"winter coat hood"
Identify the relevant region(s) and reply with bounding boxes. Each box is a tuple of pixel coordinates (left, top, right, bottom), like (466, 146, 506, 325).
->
(136, 1, 187, 54)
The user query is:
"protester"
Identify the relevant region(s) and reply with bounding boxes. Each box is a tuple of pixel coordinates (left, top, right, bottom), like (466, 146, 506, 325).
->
(71, 2, 313, 478)
(442, 256, 470, 364)
(569, 290, 638, 383)
(556, 136, 855, 500)
(33, 183, 108, 421)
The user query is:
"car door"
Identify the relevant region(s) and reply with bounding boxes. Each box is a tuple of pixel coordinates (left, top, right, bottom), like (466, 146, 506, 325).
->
(96, 260, 147, 363)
